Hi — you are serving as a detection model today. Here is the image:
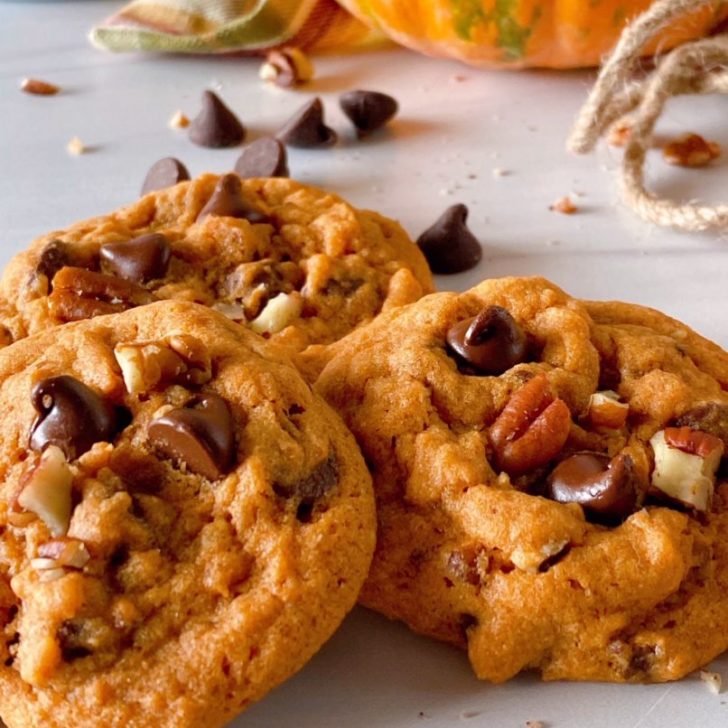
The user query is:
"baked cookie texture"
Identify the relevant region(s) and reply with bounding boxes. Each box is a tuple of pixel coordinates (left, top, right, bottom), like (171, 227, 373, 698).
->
(309, 276, 728, 684)
(0, 300, 375, 728)
(0, 173, 432, 354)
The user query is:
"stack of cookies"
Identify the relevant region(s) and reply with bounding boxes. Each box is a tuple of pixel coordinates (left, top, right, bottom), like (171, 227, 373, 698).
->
(0, 172, 726, 728)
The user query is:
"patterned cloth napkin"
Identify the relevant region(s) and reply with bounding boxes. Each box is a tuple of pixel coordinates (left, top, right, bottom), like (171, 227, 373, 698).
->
(90, 0, 383, 54)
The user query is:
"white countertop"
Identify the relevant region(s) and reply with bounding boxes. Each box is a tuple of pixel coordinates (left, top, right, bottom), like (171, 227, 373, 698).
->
(1, 2, 728, 727)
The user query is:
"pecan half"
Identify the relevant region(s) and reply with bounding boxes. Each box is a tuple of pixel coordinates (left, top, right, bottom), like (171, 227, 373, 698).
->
(49, 266, 155, 322)
(489, 374, 572, 477)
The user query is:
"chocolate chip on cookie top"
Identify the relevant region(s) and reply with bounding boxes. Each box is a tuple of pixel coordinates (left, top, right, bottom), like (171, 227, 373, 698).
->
(311, 276, 728, 685)
(0, 301, 375, 728)
(0, 173, 433, 352)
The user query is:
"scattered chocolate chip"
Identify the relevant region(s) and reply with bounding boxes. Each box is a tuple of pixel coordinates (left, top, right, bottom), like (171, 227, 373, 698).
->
(197, 174, 269, 224)
(339, 90, 398, 135)
(100, 233, 171, 284)
(416, 204, 482, 274)
(188, 90, 245, 149)
(36, 240, 71, 285)
(148, 393, 235, 480)
(547, 451, 639, 522)
(446, 306, 527, 375)
(140, 157, 190, 195)
(673, 402, 728, 449)
(30, 375, 121, 459)
(234, 137, 289, 178)
(273, 452, 338, 502)
(277, 98, 336, 149)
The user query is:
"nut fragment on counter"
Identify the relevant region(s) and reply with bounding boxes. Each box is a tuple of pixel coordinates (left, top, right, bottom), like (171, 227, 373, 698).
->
(649, 427, 724, 511)
(662, 133, 720, 168)
(699, 670, 722, 695)
(16, 445, 73, 536)
(66, 137, 85, 156)
(20, 77, 60, 95)
(259, 48, 314, 87)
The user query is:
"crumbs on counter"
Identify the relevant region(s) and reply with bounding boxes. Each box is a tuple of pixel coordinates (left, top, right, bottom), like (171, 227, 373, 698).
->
(550, 196, 578, 214)
(20, 77, 60, 95)
(700, 670, 722, 695)
(259, 47, 314, 87)
(66, 137, 86, 156)
(662, 133, 721, 168)
(168, 110, 190, 129)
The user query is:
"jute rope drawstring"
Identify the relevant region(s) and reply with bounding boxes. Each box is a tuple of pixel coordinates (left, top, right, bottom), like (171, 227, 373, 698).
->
(568, 0, 728, 232)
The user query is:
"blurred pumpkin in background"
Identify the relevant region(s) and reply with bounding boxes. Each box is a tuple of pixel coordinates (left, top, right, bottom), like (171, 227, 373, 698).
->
(337, 0, 728, 68)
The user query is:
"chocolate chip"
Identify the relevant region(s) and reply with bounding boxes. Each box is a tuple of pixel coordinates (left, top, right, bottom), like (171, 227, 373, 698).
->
(234, 137, 289, 178)
(148, 393, 235, 480)
(416, 204, 482, 274)
(197, 174, 269, 224)
(36, 240, 71, 285)
(446, 306, 527, 375)
(188, 90, 246, 148)
(339, 90, 398, 135)
(273, 452, 338, 502)
(57, 620, 93, 662)
(100, 233, 171, 284)
(673, 402, 728, 449)
(546, 451, 639, 522)
(30, 375, 121, 459)
(140, 157, 190, 195)
(277, 98, 337, 149)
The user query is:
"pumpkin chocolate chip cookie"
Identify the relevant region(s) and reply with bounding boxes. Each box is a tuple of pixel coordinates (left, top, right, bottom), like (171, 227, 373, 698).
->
(309, 276, 728, 684)
(0, 173, 432, 354)
(0, 300, 375, 728)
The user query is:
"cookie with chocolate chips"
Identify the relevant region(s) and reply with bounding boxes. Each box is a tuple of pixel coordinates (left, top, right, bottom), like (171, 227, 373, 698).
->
(307, 276, 728, 684)
(0, 300, 375, 728)
(0, 173, 433, 357)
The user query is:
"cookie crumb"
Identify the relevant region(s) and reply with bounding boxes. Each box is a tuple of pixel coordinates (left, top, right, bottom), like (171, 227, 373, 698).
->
(662, 133, 720, 168)
(700, 670, 722, 694)
(525, 721, 545, 728)
(492, 167, 509, 178)
(168, 110, 189, 129)
(20, 77, 60, 95)
(607, 120, 632, 147)
(459, 709, 482, 719)
(549, 196, 577, 214)
(66, 137, 86, 156)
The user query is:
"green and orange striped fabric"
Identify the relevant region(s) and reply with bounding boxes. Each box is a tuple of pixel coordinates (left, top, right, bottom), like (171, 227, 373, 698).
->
(90, 0, 384, 54)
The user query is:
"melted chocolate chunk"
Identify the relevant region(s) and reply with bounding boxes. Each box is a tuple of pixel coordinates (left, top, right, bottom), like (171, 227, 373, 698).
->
(30, 375, 122, 459)
(100, 233, 171, 284)
(36, 240, 72, 286)
(148, 393, 235, 480)
(273, 452, 338, 502)
(188, 90, 245, 148)
(234, 137, 289, 178)
(446, 306, 527, 375)
(197, 174, 269, 224)
(339, 90, 398, 135)
(547, 451, 639, 522)
(416, 204, 482, 274)
(277, 98, 337, 149)
(140, 157, 190, 195)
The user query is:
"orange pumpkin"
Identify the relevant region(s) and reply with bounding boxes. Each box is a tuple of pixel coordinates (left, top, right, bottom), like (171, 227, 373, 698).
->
(337, 0, 728, 68)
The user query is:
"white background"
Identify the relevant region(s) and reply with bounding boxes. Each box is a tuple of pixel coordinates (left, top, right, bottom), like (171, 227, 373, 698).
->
(1, 2, 727, 727)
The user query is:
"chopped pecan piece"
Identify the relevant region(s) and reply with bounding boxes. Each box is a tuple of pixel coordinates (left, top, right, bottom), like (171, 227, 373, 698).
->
(49, 266, 155, 322)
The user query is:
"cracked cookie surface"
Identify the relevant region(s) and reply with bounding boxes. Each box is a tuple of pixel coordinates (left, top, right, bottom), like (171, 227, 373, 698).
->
(0, 300, 375, 728)
(0, 174, 432, 355)
(310, 276, 728, 683)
